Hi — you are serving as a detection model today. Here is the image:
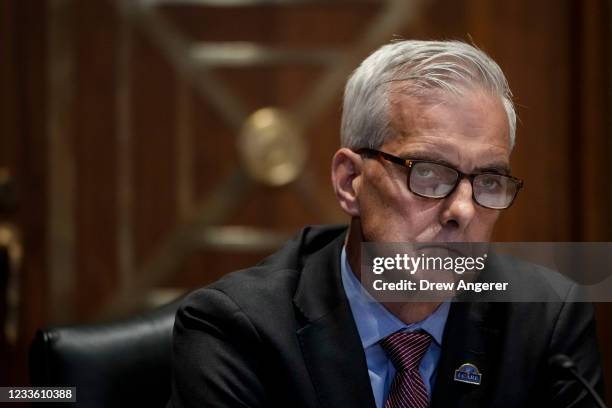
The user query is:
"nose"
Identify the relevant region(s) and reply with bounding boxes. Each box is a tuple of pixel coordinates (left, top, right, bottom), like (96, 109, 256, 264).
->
(439, 178, 476, 232)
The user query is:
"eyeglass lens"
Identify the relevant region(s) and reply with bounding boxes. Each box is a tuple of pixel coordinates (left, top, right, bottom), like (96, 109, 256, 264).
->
(409, 162, 518, 209)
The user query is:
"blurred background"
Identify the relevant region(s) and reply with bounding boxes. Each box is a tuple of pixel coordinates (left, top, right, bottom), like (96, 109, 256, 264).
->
(1, 0, 612, 400)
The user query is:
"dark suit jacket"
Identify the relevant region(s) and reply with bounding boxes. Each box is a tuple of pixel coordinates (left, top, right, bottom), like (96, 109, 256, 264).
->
(167, 225, 604, 407)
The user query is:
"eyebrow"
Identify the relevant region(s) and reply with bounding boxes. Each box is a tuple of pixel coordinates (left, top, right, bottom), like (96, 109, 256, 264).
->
(398, 151, 511, 175)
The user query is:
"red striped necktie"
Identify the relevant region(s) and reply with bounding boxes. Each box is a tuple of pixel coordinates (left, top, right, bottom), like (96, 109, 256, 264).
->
(380, 330, 433, 408)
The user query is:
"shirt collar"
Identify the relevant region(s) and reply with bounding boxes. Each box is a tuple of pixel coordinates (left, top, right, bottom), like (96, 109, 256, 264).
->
(340, 246, 450, 350)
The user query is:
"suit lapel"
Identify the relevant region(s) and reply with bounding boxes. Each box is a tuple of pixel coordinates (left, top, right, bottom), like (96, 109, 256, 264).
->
(430, 301, 504, 408)
(293, 232, 376, 408)
(297, 304, 376, 408)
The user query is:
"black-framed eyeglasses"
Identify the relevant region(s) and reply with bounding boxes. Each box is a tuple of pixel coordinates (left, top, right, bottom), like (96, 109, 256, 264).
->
(356, 148, 523, 210)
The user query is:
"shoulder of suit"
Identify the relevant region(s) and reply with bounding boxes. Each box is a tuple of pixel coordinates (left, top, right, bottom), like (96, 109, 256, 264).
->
(486, 252, 577, 301)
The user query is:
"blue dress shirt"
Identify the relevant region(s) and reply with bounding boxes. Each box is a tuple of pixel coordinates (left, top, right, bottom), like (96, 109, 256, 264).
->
(340, 247, 450, 408)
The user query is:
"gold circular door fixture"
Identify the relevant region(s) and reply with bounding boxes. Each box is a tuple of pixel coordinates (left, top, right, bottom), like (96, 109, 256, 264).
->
(238, 107, 307, 187)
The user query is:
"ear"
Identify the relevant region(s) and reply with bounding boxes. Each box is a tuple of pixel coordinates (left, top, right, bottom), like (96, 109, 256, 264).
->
(331, 148, 363, 217)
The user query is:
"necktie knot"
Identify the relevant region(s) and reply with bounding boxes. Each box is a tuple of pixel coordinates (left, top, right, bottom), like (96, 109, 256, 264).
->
(380, 330, 432, 372)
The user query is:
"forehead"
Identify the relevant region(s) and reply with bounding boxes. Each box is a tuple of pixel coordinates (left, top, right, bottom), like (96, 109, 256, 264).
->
(384, 87, 512, 172)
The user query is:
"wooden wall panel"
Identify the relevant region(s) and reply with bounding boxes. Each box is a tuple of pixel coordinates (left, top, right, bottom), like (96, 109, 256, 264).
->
(130, 31, 179, 271)
(573, 0, 612, 241)
(1, 0, 48, 386)
(73, 0, 120, 319)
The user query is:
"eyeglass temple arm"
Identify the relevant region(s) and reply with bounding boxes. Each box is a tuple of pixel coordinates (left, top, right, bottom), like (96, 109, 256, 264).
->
(357, 148, 412, 168)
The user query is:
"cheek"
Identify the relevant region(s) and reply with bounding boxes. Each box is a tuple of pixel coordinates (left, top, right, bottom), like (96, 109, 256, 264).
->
(356, 175, 402, 238)
(469, 210, 500, 238)
(358, 177, 441, 241)
(357, 169, 398, 213)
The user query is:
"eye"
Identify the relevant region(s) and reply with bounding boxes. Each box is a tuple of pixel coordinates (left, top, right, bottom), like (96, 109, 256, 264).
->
(477, 175, 502, 191)
(415, 167, 434, 178)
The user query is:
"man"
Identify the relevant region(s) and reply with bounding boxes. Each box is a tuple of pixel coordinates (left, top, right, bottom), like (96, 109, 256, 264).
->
(167, 40, 603, 407)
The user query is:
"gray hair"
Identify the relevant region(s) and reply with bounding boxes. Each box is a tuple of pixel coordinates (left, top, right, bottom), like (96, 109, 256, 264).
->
(341, 40, 516, 149)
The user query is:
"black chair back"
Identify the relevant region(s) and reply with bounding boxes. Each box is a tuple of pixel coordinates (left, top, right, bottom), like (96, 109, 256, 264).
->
(29, 298, 182, 408)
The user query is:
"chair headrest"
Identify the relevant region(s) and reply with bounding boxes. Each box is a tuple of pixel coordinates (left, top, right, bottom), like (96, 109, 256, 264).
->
(29, 297, 183, 408)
